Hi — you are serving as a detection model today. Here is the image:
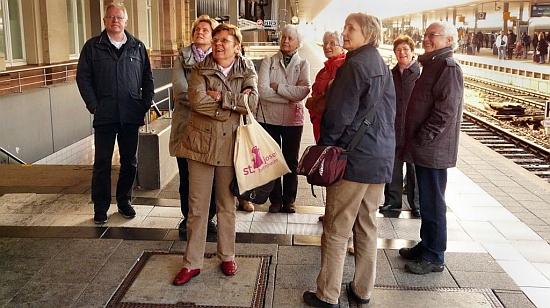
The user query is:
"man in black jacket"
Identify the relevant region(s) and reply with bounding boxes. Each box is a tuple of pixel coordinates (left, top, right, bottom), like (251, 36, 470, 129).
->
(399, 21, 464, 275)
(76, 2, 154, 224)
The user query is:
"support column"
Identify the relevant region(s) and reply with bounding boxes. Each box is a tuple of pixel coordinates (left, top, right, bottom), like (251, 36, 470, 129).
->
(39, 0, 70, 64)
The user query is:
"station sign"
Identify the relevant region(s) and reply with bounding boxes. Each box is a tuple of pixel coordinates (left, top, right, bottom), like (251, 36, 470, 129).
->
(477, 12, 486, 20)
(263, 19, 277, 28)
(531, 5, 550, 17)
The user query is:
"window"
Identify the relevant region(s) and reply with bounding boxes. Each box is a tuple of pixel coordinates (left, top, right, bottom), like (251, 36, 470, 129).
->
(0, 0, 25, 66)
(67, 0, 85, 59)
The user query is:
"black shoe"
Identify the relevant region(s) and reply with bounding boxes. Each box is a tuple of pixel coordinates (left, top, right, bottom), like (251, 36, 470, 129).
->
(411, 207, 421, 217)
(207, 219, 218, 234)
(405, 259, 444, 275)
(379, 204, 401, 211)
(178, 220, 187, 235)
(346, 282, 370, 304)
(118, 203, 136, 218)
(398, 245, 422, 260)
(93, 212, 107, 224)
(303, 291, 339, 308)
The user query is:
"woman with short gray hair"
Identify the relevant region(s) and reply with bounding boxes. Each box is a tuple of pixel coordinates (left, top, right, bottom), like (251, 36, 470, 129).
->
(257, 24, 311, 214)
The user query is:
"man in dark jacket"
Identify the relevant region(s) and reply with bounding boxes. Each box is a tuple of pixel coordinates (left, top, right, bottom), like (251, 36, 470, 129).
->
(76, 2, 154, 224)
(399, 21, 464, 275)
(507, 29, 517, 60)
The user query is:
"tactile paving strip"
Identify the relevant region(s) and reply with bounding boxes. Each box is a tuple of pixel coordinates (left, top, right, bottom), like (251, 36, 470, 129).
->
(107, 251, 271, 308)
(348, 285, 505, 308)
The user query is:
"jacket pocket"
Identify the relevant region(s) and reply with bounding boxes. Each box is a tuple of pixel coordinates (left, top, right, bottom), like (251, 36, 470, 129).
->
(182, 120, 212, 154)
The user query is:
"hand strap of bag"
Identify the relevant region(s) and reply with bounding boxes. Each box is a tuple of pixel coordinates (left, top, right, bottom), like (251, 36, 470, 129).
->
(345, 73, 389, 152)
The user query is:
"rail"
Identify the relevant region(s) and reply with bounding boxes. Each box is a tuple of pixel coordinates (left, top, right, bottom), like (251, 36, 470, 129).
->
(144, 83, 173, 133)
(0, 146, 26, 164)
(0, 62, 78, 94)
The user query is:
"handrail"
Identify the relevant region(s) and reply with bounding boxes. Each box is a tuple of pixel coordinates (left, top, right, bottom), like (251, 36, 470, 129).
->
(0, 61, 78, 93)
(0, 146, 26, 164)
(143, 82, 173, 133)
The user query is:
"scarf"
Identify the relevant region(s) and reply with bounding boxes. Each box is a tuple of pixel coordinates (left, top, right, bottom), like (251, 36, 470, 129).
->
(192, 44, 212, 62)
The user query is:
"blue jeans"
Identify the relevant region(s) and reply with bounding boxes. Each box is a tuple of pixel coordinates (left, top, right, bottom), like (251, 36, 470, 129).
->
(415, 165, 448, 264)
(498, 45, 507, 60)
(92, 123, 140, 212)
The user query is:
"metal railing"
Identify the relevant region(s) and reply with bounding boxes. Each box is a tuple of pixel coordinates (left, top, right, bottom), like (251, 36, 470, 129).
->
(0, 62, 78, 93)
(0, 146, 26, 164)
(143, 83, 173, 133)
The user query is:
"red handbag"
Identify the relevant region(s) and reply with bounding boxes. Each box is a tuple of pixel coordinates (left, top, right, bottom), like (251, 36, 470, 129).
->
(297, 74, 389, 187)
(297, 145, 348, 186)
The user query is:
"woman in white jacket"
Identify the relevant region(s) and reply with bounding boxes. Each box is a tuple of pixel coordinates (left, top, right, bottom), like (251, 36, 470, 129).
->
(257, 24, 311, 214)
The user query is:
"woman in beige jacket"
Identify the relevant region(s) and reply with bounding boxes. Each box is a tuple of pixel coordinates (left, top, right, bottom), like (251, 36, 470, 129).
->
(172, 23, 259, 286)
(257, 24, 311, 214)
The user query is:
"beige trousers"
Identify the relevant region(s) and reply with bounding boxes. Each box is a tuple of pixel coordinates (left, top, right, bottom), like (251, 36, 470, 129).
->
(316, 179, 384, 304)
(182, 159, 236, 269)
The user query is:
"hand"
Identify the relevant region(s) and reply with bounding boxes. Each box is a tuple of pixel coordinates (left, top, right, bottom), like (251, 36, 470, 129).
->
(206, 90, 218, 100)
(270, 83, 278, 92)
(241, 88, 252, 94)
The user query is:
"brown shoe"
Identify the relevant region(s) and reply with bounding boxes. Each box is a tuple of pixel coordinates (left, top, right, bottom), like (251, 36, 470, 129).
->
(238, 199, 254, 212)
(282, 204, 296, 213)
(269, 203, 282, 213)
(318, 215, 325, 222)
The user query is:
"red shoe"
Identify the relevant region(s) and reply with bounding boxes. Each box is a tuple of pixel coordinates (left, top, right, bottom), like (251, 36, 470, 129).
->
(221, 260, 237, 276)
(173, 267, 200, 286)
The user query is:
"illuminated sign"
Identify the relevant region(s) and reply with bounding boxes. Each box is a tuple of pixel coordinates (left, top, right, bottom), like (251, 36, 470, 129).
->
(531, 5, 550, 17)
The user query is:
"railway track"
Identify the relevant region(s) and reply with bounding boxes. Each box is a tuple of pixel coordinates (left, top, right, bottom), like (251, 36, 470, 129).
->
(462, 76, 550, 181)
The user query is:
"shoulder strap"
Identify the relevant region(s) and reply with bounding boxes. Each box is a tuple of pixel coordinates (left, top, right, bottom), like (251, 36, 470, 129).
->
(345, 72, 389, 152)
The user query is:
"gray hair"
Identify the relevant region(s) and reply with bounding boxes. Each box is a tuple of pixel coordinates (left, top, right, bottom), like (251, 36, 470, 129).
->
(105, 2, 128, 20)
(430, 21, 459, 51)
(280, 25, 304, 49)
(345, 13, 383, 48)
(323, 31, 343, 47)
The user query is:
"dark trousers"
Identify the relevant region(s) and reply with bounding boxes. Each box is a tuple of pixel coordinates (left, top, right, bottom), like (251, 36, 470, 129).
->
(176, 157, 216, 221)
(416, 165, 448, 264)
(92, 123, 140, 213)
(384, 147, 419, 209)
(260, 123, 303, 206)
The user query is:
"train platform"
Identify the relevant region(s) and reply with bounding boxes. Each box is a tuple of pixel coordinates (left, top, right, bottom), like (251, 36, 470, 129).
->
(1, 41, 550, 308)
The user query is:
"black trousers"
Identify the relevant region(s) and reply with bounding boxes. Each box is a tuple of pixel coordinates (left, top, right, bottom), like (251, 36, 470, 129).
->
(92, 123, 140, 213)
(176, 157, 216, 221)
(260, 123, 303, 206)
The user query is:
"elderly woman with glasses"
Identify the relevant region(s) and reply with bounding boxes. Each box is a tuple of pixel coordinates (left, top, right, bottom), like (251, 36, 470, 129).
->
(172, 23, 259, 286)
(169, 15, 219, 238)
(303, 12, 395, 307)
(307, 31, 346, 143)
(257, 24, 311, 214)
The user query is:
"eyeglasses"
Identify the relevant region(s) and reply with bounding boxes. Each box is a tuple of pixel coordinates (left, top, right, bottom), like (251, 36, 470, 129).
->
(423, 33, 444, 39)
(323, 42, 340, 47)
(395, 48, 412, 53)
(105, 15, 125, 21)
(212, 37, 235, 44)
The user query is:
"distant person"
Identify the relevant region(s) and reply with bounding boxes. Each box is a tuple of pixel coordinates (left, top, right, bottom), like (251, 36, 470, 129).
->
(379, 35, 421, 218)
(490, 31, 496, 49)
(169, 15, 219, 237)
(496, 30, 507, 60)
(303, 12, 396, 307)
(257, 25, 311, 214)
(172, 23, 259, 286)
(507, 29, 517, 59)
(475, 30, 483, 53)
(520, 31, 531, 59)
(76, 2, 154, 224)
(533, 32, 539, 51)
(537, 32, 548, 64)
(399, 21, 464, 275)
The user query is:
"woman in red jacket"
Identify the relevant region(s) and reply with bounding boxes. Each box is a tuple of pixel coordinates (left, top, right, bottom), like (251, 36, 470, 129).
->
(307, 31, 346, 142)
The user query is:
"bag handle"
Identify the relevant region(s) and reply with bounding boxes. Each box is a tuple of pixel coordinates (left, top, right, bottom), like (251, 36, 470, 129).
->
(345, 72, 389, 152)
